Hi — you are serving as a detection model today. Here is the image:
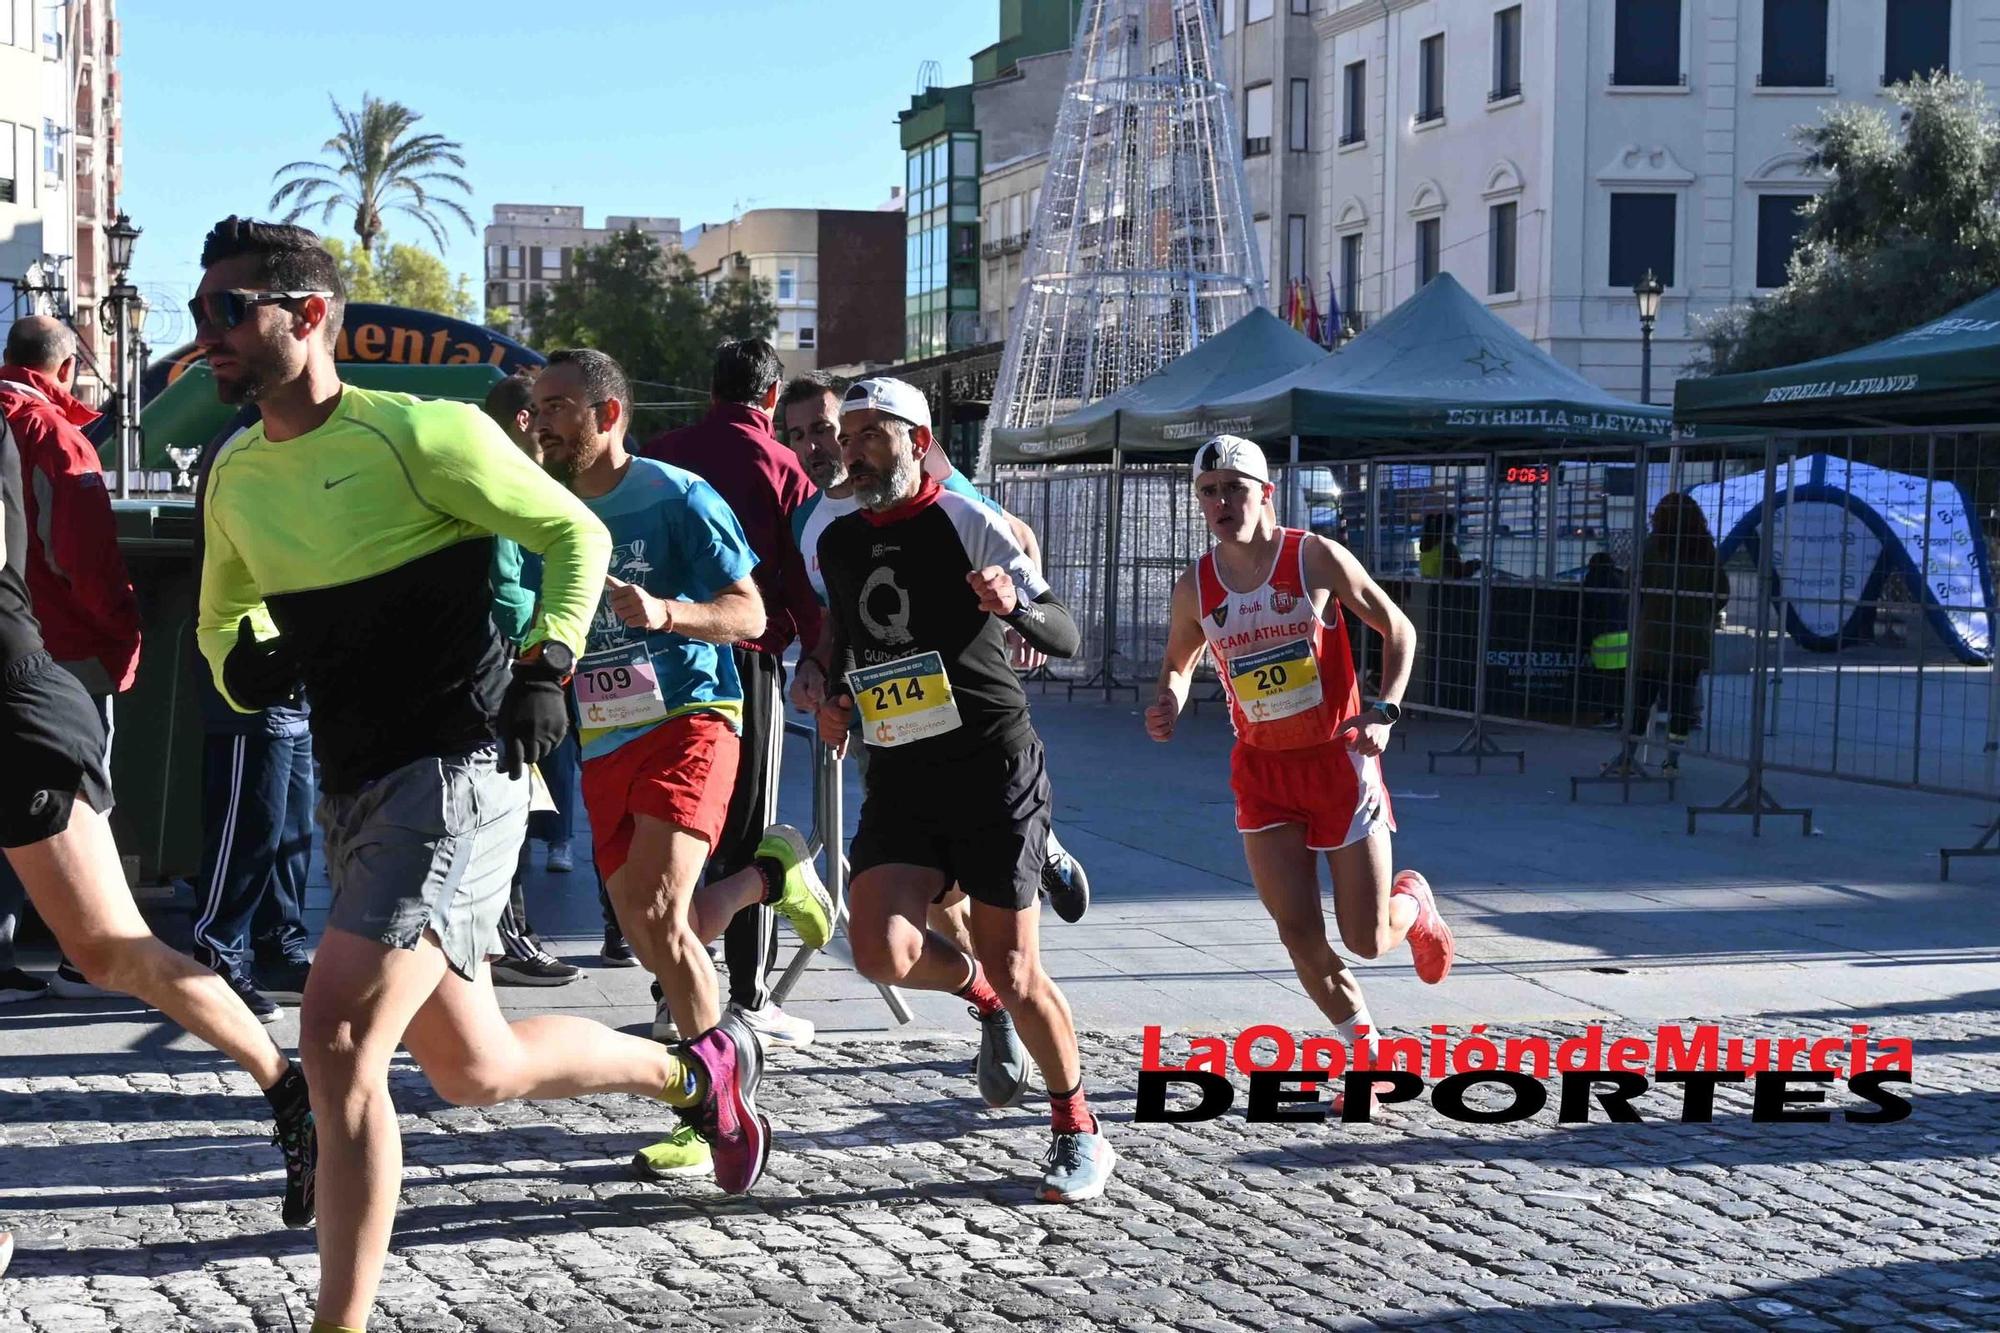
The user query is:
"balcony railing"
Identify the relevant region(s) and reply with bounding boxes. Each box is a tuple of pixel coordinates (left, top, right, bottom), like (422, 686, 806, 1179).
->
(1412, 106, 1444, 126)
(1244, 136, 1272, 157)
(1610, 71, 1687, 87)
(1487, 83, 1521, 102)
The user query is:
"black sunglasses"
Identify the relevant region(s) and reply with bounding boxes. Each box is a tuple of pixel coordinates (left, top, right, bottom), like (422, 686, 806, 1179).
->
(187, 289, 333, 332)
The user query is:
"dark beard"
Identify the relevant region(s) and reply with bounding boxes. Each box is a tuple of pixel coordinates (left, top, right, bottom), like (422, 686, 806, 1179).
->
(541, 453, 580, 487)
(213, 367, 271, 405)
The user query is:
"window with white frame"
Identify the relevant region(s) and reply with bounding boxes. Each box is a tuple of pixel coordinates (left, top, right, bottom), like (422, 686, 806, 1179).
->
(1221, 0, 1236, 34)
(1007, 192, 1024, 238)
(1288, 79, 1310, 152)
(1488, 201, 1518, 295)
(1247, 0, 1273, 22)
(1884, 0, 1951, 85)
(799, 325, 816, 350)
(1416, 35, 1445, 123)
(1341, 61, 1366, 145)
(1613, 0, 1682, 87)
(1608, 193, 1676, 286)
(1245, 83, 1273, 156)
(1416, 217, 1441, 285)
(42, 119, 61, 178)
(1339, 231, 1362, 318)
(777, 266, 797, 301)
(1761, 0, 1828, 86)
(1755, 194, 1813, 288)
(1492, 6, 1522, 100)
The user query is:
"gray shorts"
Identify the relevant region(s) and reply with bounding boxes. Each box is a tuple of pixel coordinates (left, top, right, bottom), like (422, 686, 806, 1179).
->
(317, 745, 527, 980)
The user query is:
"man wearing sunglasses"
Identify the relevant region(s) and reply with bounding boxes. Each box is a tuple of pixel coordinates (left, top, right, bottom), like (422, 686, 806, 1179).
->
(192, 217, 766, 1333)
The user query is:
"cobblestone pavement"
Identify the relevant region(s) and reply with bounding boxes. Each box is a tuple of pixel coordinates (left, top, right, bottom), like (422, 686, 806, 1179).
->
(2, 1012, 1997, 1333)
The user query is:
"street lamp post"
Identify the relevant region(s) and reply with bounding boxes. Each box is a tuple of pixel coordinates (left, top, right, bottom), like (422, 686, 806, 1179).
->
(1633, 267, 1664, 406)
(103, 213, 141, 497)
(125, 293, 148, 492)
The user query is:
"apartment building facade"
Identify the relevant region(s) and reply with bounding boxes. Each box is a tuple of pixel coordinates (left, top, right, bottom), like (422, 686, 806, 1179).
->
(1313, 0, 2000, 400)
(686, 208, 904, 379)
(483, 204, 682, 338)
(2, 0, 123, 403)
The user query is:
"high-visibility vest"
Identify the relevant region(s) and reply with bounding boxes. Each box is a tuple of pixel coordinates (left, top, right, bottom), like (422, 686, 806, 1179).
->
(1591, 631, 1629, 671)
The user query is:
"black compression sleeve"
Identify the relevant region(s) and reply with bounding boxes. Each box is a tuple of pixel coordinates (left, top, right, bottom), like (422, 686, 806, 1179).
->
(1006, 590, 1080, 659)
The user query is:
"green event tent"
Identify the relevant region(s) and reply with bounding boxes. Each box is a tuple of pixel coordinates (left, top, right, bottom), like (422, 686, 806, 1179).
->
(987, 307, 1327, 463)
(1193, 273, 1674, 453)
(1675, 285, 2000, 428)
(125, 361, 514, 471)
(991, 274, 1674, 463)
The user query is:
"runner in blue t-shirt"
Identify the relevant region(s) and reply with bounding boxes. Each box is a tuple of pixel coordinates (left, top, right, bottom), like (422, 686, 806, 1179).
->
(532, 349, 833, 1192)
(778, 372, 1093, 935)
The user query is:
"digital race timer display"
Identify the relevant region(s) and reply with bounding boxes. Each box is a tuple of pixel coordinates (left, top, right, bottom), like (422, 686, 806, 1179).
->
(1503, 464, 1552, 485)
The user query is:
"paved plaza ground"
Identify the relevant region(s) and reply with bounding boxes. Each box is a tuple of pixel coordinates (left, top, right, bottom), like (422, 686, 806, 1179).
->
(3, 696, 1998, 1331)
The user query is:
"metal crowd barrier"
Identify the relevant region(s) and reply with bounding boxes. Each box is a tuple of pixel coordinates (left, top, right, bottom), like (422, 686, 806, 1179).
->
(769, 715, 912, 1023)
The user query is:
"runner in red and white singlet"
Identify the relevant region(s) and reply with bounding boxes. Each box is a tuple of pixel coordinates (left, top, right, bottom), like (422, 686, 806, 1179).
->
(1195, 521, 1392, 848)
(1149, 436, 1454, 1099)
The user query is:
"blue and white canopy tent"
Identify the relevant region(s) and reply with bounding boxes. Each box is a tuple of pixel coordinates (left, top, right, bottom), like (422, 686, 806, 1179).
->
(1687, 454, 1991, 665)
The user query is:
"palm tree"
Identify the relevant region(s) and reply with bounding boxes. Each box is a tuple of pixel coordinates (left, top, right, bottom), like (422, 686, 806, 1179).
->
(269, 94, 474, 253)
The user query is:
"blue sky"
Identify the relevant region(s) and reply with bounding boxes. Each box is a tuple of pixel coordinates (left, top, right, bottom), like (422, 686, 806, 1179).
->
(121, 1, 992, 347)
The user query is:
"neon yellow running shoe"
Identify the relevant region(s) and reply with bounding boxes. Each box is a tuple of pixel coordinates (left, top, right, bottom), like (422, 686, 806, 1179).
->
(632, 1123, 712, 1180)
(757, 824, 832, 949)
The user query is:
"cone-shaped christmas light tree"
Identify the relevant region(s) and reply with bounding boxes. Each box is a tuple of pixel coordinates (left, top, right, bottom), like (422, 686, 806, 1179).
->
(983, 0, 1265, 467)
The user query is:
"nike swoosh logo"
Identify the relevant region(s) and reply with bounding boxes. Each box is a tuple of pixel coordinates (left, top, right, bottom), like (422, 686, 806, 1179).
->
(323, 474, 359, 490)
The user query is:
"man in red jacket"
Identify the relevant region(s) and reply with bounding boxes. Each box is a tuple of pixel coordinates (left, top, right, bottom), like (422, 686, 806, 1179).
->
(0, 315, 142, 1002)
(639, 337, 822, 1047)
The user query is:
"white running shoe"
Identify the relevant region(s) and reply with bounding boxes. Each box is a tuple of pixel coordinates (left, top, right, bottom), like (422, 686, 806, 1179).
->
(652, 996, 680, 1043)
(728, 1001, 815, 1048)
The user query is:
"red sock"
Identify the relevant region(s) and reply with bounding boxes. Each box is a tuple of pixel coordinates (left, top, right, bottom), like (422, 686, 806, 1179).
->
(954, 960, 1004, 1017)
(1049, 1082, 1096, 1135)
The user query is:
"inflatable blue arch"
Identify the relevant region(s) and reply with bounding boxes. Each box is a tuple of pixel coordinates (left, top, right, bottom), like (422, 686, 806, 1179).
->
(1687, 454, 1992, 666)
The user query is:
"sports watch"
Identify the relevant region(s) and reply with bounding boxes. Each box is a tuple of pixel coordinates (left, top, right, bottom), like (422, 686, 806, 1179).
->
(517, 639, 576, 684)
(1369, 699, 1403, 725)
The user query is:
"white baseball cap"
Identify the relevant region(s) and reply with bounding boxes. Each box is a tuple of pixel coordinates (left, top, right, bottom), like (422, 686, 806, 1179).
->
(840, 377, 932, 433)
(1192, 434, 1270, 486)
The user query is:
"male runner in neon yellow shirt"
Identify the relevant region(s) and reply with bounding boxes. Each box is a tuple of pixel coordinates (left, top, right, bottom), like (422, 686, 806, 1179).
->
(192, 217, 765, 1333)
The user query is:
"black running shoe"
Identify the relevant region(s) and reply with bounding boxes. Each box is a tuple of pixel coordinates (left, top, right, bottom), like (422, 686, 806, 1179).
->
(218, 967, 279, 1024)
(600, 926, 638, 967)
(491, 950, 581, 987)
(255, 957, 311, 1002)
(273, 1104, 317, 1228)
(0, 966, 50, 1005)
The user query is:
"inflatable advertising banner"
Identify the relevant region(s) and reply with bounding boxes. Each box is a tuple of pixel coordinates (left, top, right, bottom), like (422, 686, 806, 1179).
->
(140, 302, 544, 405)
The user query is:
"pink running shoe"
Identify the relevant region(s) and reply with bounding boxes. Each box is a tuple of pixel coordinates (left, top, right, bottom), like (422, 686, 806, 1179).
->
(1392, 870, 1455, 984)
(682, 1012, 770, 1194)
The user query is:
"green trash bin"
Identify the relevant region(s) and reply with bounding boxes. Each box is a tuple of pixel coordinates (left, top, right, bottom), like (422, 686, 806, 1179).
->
(110, 498, 204, 888)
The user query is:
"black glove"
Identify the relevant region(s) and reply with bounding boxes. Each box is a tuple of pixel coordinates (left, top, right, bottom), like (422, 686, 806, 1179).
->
(222, 615, 302, 710)
(497, 656, 570, 779)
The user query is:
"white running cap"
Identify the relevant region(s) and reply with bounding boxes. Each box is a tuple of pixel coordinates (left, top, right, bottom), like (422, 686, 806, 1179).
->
(1193, 434, 1270, 486)
(840, 377, 932, 433)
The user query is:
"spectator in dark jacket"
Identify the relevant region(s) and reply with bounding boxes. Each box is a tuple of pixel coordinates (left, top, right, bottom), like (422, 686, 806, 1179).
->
(0, 316, 143, 1002)
(1633, 493, 1730, 771)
